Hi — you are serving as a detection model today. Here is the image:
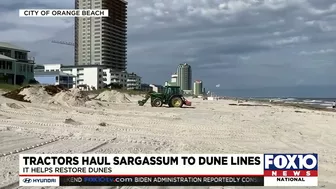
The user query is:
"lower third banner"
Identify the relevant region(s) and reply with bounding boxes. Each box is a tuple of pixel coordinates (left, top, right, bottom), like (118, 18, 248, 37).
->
(59, 176, 264, 186)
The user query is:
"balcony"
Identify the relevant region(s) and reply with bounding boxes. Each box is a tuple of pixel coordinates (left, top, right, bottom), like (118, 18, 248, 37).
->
(59, 80, 73, 85)
(16, 59, 34, 63)
(111, 75, 120, 78)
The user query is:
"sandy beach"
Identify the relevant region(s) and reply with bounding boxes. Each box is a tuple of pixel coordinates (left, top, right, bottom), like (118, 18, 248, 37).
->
(0, 87, 335, 189)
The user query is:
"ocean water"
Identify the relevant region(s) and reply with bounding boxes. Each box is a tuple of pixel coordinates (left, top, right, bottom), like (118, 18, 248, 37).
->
(212, 85, 336, 109)
(257, 97, 336, 109)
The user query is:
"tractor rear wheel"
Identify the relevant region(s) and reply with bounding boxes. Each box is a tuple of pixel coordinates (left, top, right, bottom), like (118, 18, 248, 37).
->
(152, 98, 163, 107)
(170, 97, 183, 108)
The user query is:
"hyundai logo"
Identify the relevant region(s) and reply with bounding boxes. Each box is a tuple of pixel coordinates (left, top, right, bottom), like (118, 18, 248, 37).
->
(23, 178, 32, 183)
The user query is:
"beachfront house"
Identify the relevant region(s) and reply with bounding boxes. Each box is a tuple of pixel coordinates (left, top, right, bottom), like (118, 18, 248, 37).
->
(34, 70, 75, 89)
(34, 64, 142, 90)
(0, 42, 35, 85)
(127, 72, 141, 90)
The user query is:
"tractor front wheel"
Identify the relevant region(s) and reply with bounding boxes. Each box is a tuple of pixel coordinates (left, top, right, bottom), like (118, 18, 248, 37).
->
(152, 98, 163, 107)
(170, 97, 183, 108)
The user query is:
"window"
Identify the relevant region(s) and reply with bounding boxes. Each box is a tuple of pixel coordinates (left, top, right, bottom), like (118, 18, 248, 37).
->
(55, 76, 59, 82)
(0, 61, 4, 69)
(0, 49, 11, 57)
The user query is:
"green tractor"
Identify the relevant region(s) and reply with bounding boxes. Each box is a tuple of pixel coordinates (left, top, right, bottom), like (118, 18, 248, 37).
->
(138, 86, 191, 107)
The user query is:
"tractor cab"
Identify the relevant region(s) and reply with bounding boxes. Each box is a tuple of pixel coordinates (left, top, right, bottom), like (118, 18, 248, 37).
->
(163, 86, 182, 97)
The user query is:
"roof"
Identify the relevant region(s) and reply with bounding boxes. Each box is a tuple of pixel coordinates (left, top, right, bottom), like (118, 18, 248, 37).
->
(0, 54, 16, 61)
(34, 65, 45, 69)
(62, 64, 107, 68)
(149, 84, 164, 87)
(34, 71, 75, 77)
(0, 42, 29, 52)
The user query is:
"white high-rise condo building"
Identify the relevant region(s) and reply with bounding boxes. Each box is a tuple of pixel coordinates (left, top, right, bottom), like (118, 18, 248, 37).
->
(75, 0, 127, 71)
(177, 63, 192, 91)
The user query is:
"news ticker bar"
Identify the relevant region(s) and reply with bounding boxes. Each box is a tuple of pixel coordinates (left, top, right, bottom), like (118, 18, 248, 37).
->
(60, 176, 264, 186)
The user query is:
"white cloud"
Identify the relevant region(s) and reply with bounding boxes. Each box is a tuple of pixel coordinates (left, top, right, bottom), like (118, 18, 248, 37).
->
(305, 20, 336, 32)
(276, 36, 310, 45)
(239, 56, 250, 60)
(299, 49, 335, 55)
(262, 36, 311, 46)
(303, 2, 336, 15)
(272, 29, 295, 36)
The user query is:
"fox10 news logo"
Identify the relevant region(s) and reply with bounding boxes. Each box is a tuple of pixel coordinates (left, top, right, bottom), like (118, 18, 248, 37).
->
(264, 153, 318, 184)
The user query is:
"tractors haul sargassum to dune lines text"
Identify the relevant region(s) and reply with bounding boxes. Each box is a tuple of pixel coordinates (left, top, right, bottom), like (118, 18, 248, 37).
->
(138, 86, 192, 108)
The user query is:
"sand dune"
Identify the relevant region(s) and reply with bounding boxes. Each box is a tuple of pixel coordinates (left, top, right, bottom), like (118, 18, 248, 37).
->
(94, 90, 131, 103)
(0, 89, 335, 189)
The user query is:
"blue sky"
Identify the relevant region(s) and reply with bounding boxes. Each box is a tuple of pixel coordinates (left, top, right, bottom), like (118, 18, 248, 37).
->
(0, 0, 336, 91)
